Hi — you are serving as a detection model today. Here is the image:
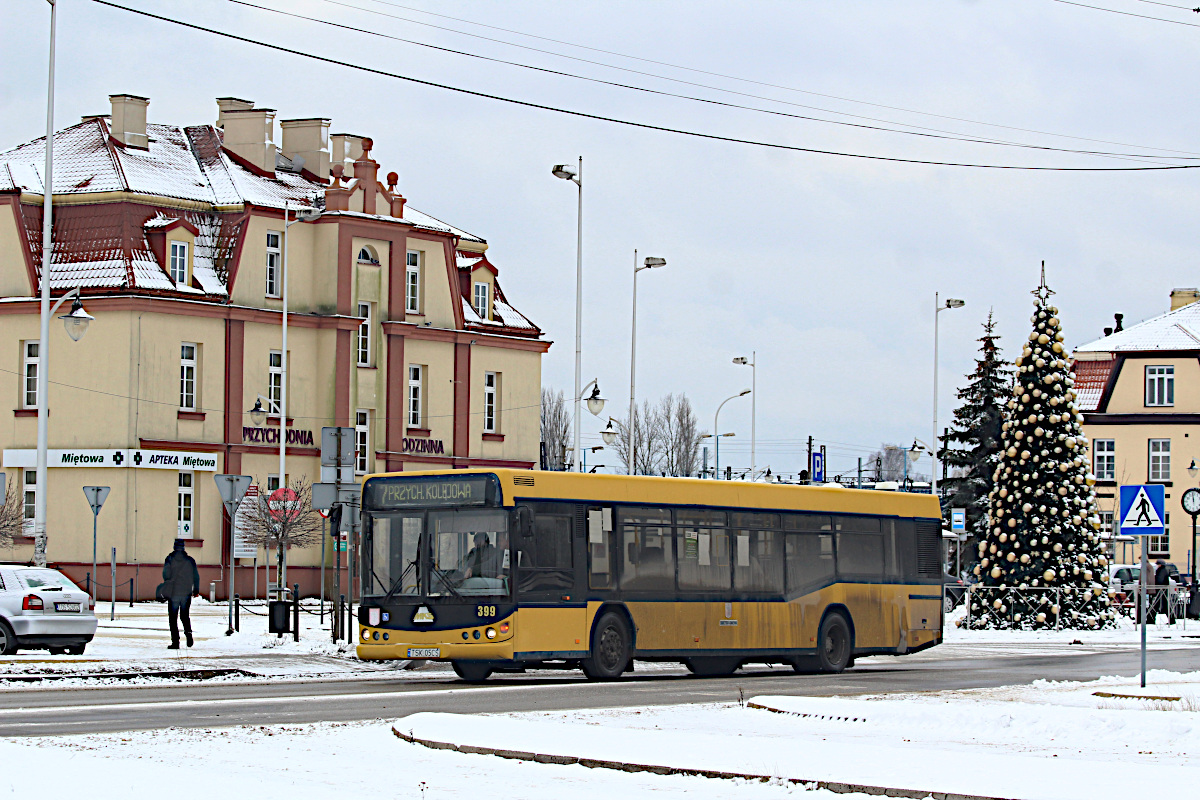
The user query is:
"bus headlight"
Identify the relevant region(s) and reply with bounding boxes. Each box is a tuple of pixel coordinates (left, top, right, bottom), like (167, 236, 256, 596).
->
(362, 629, 371, 640)
(499, 622, 510, 634)
(486, 627, 497, 639)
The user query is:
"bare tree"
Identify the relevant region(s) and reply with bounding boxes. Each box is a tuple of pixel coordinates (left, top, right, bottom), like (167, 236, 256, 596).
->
(660, 394, 704, 476)
(239, 478, 325, 584)
(540, 387, 571, 470)
(0, 476, 24, 548)
(868, 445, 908, 482)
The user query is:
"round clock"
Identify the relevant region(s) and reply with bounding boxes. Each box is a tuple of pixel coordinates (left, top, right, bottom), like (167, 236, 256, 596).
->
(1182, 488, 1200, 516)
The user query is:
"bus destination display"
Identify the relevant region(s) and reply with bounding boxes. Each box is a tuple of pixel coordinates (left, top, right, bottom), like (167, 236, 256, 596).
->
(366, 475, 494, 509)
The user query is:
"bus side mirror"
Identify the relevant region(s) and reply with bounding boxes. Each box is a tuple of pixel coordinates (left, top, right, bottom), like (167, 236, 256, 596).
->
(511, 506, 533, 538)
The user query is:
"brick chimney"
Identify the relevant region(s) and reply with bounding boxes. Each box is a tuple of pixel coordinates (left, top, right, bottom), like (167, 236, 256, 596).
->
(1171, 288, 1200, 311)
(215, 97, 254, 129)
(331, 133, 365, 175)
(109, 94, 149, 149)
(220, 103, 278, 175)
(280, 118, 331, 180)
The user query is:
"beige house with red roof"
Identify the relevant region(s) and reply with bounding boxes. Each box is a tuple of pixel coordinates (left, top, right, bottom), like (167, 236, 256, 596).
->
(1073, 289, 1200, 575)
(0, 94, 548, 598)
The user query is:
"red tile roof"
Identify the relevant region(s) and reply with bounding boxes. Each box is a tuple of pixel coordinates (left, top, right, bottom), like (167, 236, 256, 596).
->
(1072, 358, 1114, 412)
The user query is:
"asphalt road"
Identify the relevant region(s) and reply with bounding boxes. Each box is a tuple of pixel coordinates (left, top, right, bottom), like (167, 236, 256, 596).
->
(1, 643, 1196, 737)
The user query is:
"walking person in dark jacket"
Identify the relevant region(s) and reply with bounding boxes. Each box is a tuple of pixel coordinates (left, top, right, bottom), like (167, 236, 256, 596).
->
(163, 539, 200, 649)
(1154, 559, 1175, 624)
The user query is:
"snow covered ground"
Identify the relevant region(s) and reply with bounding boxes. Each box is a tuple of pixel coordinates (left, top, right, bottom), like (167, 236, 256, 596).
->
(5, 670, 1200, 799)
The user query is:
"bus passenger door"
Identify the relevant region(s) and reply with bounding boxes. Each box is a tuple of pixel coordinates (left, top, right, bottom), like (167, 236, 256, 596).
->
(514, 512, 586, 657)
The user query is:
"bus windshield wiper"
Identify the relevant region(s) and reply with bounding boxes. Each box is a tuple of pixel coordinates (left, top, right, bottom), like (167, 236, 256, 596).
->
(432, 567, 464, 600)
(379, 558, 418, 606)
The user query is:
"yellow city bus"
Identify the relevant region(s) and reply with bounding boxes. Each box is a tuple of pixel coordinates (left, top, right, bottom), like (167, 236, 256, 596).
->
(356, 469, 943, 681)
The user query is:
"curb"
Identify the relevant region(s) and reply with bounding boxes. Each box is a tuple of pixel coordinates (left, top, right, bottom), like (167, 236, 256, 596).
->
(391, 725, 1021, 800)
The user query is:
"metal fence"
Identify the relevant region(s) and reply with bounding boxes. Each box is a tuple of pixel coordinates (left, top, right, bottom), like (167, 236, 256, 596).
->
(963, 584, 1191, 629)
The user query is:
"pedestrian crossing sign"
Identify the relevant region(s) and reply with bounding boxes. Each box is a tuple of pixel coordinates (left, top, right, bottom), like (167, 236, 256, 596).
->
(1119, 484, 1165, 536)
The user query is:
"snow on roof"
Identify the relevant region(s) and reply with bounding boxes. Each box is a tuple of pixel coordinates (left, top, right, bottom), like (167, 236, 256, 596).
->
(1075, 301, 1200, 354)
(492, 296, 537, 331)
(456, 255, 484, 270)
(1071, 358, 1113, 412)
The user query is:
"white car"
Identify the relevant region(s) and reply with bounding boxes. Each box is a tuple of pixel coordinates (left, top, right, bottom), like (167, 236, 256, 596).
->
(0, 565, 97, 655)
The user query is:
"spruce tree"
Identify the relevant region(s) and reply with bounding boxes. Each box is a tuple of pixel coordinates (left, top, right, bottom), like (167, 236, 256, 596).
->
(968, 270, 1116, 630)
(941, 313, 1012, 556)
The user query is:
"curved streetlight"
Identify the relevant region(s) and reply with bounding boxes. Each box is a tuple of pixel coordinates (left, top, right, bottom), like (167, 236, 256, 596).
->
(933, 293, 965, 499)
(733, 353, 756, 477)
(553, 159, 587, 472)
(629, 251, 666, 474)
(601, 418, 619, 447)
(714, 389, 751, 480)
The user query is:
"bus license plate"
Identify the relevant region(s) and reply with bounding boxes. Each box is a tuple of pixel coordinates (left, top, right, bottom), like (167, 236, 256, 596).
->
(55, 602, 80, 613)
(407, 648, 440, 658)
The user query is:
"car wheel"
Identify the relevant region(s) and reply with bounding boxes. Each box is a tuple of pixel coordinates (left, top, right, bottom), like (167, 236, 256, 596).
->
(816, 612, 853, 673)
(66, 645, 86, 656)
(582, 611, 631, 680)
(684, 657, 740, 677)
(944, 595, 956, 614)
(0, 620, 18, 656)
(48, 647, 66, 656)
(451, 661, 493, 682)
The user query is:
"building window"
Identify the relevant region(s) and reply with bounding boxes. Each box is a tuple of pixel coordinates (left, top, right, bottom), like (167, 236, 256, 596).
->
(267, 474, 289, 492)
(357, 246, 379, 265)
(356, 302, 372, 367)
(1094, 439, 1115, 481)
(268, 351, 283, 414)
(1149, 438, 1171, 482)
(1099, 510, 1114, 539)
(1146, 365, 1174, 407)
(474, 282, 489, 319)
(406, 251, 420, 314)
(266, 231, 281, 297)
(22, 470, 36, 532)
(483, 371, 498, 433)
(408, 365, 423, 427)
(1149, 514, 1170, 556)
(169, 241, 188, 284)
(355, 410, 370, 474)
(22, 341, 38, 409)
(180, 343, 197, 410)
(177, 472, 194, 538)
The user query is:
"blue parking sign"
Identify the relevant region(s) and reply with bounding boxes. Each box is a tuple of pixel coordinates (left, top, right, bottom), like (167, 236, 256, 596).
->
(812, 452, 824, 483)
(1119, 484, 1165, 537)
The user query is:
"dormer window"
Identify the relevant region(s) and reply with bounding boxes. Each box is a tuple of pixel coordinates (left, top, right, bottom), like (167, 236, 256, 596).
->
(473, 282, 489, 320)
(358, 246, 380, 265)
(169, 241, 189, 284)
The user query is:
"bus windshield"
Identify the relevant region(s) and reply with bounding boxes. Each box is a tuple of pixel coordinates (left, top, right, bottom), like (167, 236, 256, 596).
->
(365, 508, 510, 601)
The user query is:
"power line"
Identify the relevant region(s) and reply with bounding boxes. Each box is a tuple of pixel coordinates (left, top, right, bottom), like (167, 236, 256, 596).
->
(90, 1, 1200, 171)
(231, 0, 1188, 165)
(1129, 0, 1200, 11)
(354, 0, 1200, 158)
(1049, 0, 1200, 26)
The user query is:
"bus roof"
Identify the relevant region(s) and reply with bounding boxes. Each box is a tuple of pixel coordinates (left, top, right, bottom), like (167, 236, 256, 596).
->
(364, 469, 942, 520)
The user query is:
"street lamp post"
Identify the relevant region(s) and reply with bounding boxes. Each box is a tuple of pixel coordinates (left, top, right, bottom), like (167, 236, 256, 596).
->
(629, 251, 666, 474)
(733, 353, 756, 477)
(32, 0, 59, 568)
(700, 432, 735, 478)
(552, 159, 585, 472)
(714, 390, 750, 480)
(933, 293, 965, 500)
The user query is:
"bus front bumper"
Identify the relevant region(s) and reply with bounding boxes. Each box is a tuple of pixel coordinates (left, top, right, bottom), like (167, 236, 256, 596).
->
(357, 640, 515, 661)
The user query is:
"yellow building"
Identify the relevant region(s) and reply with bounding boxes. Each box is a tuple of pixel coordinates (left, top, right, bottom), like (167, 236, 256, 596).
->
(1074, 289, 1200, 575)
(0, 94, 549, 598)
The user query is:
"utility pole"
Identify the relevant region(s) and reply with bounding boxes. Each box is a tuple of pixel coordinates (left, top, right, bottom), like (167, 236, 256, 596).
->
(806, 436, 814, 485)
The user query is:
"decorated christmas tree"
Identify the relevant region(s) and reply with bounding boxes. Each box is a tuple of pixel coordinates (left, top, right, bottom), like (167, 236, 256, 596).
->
(968, 268, 1116, 630)
(941, 312, 1013, 555)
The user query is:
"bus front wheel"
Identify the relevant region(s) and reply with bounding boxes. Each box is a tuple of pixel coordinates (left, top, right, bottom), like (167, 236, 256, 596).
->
(451, 661, 493, 682)
(816, 612, 853, 673)
(582, 611, 631, 680)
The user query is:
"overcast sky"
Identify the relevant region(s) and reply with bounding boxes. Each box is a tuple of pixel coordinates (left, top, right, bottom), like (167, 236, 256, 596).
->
(4, 0, 1199, 477)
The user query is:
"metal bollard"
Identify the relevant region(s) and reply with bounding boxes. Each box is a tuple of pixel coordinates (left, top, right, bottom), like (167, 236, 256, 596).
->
(234, 594, 240, 632)
(128, 578, 134, 607)
(339, 594, 346, 643)
(293, 583, 300, 643)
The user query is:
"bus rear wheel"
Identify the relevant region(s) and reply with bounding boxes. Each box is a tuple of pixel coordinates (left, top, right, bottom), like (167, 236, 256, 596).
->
(451, 661, 493, 682)
(816, 612, 853, 673)
(685, 657, 740, 677)
(582, 611, 630, 680)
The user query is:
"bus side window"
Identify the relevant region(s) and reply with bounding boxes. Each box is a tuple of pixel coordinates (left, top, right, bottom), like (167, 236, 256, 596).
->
(893, 519, 918, 580)
(588, 507, 612, 589)
(518, 515, 573, 595)
(784, 513, 834, 595)
(618, 507, 674, 592)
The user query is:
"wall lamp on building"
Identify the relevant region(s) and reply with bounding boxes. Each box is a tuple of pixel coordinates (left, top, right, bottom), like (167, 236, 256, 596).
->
(1189, 459, 1197, 479)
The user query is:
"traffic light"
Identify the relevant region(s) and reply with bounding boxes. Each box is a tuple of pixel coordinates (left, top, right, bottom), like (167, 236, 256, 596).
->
(328, 503, 343, 535)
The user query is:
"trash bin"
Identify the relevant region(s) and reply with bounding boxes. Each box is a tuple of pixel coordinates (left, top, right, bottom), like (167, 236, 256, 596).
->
(269, 599, 292, 634)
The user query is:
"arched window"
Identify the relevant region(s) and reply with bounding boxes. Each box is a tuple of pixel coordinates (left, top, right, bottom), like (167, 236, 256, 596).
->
(357, 246, 380, 265)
